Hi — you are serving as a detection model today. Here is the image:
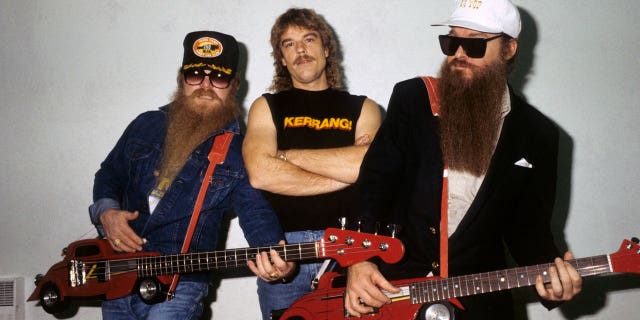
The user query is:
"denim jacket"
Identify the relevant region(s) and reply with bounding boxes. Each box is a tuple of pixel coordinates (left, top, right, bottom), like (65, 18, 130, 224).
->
(89, 106, 283, 281)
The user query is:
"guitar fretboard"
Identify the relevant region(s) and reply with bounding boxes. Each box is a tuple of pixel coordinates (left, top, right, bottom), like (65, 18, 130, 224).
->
(106, 242, 319, 278)
(408, 255, 611, 304)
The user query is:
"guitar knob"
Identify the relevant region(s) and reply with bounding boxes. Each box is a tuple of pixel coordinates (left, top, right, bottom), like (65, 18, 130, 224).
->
(345, 237, 354, 245)
(631, 237, 639, 244)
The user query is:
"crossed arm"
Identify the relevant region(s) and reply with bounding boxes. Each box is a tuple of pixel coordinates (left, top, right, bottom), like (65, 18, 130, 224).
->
(242, 96, 381, 196)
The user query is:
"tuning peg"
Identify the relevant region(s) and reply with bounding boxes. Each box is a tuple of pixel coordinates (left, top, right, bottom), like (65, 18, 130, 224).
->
(374, 222, 381, 235)
(631, 237, 639, 244)
(387, 224, 402, 238)
(356, 220, 362, 232)
(338, 217, 347, 230)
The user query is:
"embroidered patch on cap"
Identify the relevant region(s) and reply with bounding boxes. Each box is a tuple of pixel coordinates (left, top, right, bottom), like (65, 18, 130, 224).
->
(192, 37, 223, 58)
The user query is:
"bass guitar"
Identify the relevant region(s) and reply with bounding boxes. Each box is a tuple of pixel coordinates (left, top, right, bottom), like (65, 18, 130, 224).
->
(28, 228, 404, 314)
(278, 238, 640, 320)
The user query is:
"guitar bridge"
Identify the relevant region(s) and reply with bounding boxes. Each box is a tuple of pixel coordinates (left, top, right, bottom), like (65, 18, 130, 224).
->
(68, 260, 86, 287)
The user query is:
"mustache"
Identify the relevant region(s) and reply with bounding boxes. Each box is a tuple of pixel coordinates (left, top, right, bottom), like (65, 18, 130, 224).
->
(448, 59, 476, 70)
(294, 54, 315, 65)
(190, 88, 219, 99)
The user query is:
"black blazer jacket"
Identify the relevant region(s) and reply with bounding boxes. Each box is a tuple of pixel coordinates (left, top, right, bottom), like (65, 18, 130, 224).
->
(357, 77, 561, 319)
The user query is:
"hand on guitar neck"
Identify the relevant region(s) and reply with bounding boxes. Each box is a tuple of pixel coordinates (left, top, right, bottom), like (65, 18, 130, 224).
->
(248, 239, 296, 283)
(534, 251, 582, 302)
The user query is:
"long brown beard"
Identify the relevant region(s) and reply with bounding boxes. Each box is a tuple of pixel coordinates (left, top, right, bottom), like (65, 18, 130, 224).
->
(156, 83, 237, 183)
(438, 57, 508, 176)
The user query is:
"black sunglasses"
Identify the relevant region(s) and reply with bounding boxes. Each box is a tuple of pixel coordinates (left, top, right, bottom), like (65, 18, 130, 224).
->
(438, 34, 503, 58)
(183, 68, 232, 89)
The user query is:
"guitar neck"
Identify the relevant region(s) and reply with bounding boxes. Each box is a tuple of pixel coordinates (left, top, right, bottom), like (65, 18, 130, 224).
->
(406, 255, 612, 304)
(131, 242, 318, 277)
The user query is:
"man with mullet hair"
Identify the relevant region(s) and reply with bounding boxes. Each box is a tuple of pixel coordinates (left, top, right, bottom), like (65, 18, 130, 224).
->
(89, 30, 292, 319)
(345, 1, 583, 319)
(242, 7, 381, 320)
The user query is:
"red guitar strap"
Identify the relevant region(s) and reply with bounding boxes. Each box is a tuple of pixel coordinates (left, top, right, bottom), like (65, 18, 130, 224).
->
(420, 76, 448, 278)
(167, 131, 234, 300)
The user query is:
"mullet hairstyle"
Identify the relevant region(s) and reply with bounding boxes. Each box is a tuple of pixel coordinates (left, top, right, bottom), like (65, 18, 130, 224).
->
(269, 8, 343, 92)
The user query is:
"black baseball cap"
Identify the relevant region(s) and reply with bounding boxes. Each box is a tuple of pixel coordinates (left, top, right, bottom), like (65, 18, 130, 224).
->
(182, 31, 239, 78)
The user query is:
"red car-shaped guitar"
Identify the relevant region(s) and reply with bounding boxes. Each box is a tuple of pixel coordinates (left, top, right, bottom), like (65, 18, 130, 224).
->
(28, 228, 404, 314)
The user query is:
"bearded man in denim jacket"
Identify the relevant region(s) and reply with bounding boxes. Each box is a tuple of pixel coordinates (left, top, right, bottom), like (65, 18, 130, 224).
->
(88, 30, 294, 320)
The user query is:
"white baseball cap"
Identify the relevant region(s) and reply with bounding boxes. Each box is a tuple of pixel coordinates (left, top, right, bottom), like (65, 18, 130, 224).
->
(432, 0, 521, 38)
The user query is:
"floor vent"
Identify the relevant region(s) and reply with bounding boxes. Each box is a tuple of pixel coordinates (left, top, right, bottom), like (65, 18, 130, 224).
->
(0, 277, 24, 320)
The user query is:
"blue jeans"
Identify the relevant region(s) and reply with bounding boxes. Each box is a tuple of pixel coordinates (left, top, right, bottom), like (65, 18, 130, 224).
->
(101, 281, 208, 320)
(257, 230, 327, 320)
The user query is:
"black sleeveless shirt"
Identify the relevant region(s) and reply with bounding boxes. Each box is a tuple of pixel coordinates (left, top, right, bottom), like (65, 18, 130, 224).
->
(263, 88, 366, 232)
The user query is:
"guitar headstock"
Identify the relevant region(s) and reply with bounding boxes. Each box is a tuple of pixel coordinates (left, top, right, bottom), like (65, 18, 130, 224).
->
(610, 238, 640, 274)
(318, 228, 404, 267)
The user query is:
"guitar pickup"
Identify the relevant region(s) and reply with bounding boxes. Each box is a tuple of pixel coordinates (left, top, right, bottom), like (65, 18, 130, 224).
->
(68, 260, 86, 287)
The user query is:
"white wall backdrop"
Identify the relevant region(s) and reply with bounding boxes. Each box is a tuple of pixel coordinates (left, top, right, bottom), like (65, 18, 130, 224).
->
(1, 0, 639, 319)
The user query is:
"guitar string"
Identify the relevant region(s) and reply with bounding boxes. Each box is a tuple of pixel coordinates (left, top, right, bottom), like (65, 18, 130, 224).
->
(408, 256, 611, 303)
(71, 241, 400, 278)
(73, 245, 623, 280)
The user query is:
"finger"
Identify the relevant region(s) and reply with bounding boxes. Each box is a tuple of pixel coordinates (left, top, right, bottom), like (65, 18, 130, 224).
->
(554, 257, 573, 299)
(257, 251, 276, 279)
(251, 255, 276, 282)
(343, 292, 362, 317)
(254, 251, 267, 272)
(269, 249, 287, 272)
(247, 260, 258, 274)
(110, 226, 143, 252)
(115, 240, 138, 253)
(108, 233, 138, 253)
(122, 210, 140, 221)
(373, 274, 401, 294)
(563, 251, 575, 260)
(102, 209, 144, 251)
(358, 282, 389, 308)
(360, 272, 396, 305)
(352, 294, 375, 315)
(565, 262, 583, 295)
(119, 231, 144, 251)
(547, 263, 563, 299)
(109, 237, 124, 252)
(346, 277, 386, 311)
(120, 211, 144, 246)
(536, 276, 549, 300)
(247, 260, 269, 281)
(562, 251, 583, 293)
(345, 290, 372, 317)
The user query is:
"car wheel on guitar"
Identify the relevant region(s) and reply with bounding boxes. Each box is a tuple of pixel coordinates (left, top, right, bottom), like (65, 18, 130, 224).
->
(418, 302, 455, 320)
(137, 278, 165, 304)
(39, 282, 70, 314)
